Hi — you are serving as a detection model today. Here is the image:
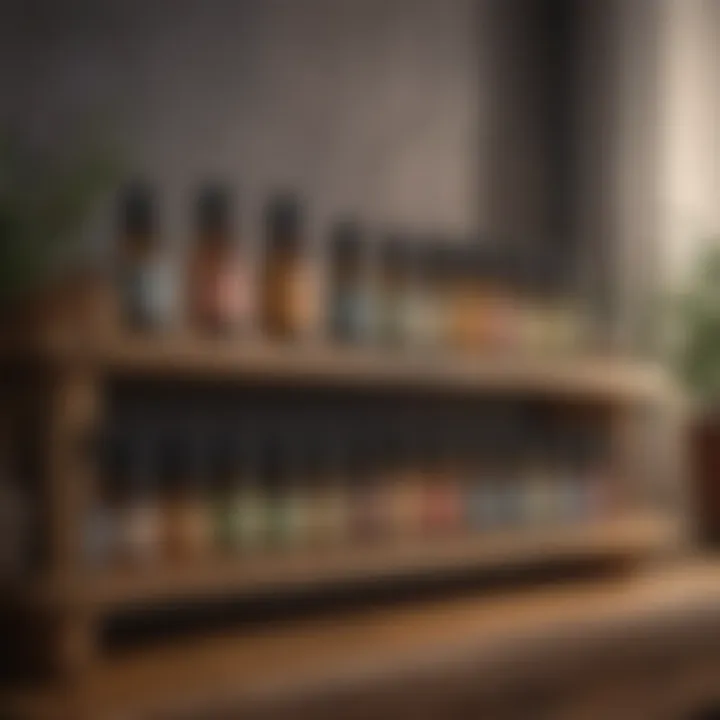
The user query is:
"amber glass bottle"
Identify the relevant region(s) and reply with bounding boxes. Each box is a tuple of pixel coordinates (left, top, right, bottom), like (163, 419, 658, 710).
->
(162, 428, 214, 563)
(261, 195, 318, 340)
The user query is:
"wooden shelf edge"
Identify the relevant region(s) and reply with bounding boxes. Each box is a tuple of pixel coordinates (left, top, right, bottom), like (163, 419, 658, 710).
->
(83, 558, 720, 720)
(6, 558, 720, 720)
(1, 329, 678, 403)
(21, 514, 678, 612)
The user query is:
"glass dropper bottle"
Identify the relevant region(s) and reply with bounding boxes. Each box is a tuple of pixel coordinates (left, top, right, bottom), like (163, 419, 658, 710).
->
(187, 184, 252, 335)
(117, 182, 178, 331)
(119, 426, 163, 567)
(225, 427, 267, 554)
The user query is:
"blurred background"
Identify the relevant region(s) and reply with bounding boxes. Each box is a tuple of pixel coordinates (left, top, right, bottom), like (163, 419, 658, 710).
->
(1, 1, 720, 719)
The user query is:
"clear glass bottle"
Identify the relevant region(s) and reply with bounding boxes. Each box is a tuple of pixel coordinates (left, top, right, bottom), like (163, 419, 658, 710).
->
(117, 183, 177, 331)
(489, 415, 521, 530)
(266, 437, 309, 551)
(400, 243, 431, 348)
(578, 429, 614, 520)
(525, 250, 583, 355)
(327, 220, 372, 344)
(521, 425, 558, 527)
(376, 234, 412, 347)
(416, 241, 452, 349)
(448, 245, 476, 351)
(117, 429, 163, 567)
(223, 431, 267, 554)
(465, 422, 493, 533)
(212, 428, 239, 552)
(187, 184, 252, 335)
(483, 248, 522, 352)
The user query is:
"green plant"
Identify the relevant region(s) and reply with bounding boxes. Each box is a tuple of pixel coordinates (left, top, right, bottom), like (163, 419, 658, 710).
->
(676, 241, 720, 403)
(0, 127, 119, 306)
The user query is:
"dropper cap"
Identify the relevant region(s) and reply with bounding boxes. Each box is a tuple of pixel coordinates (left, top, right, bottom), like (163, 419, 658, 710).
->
(119, 182, 155, 236)
(196, 183, 233, 236)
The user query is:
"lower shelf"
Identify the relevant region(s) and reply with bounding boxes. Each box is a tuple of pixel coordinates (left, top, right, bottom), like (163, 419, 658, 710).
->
(69, 514, 677, 611)
(8, 559, 720, 720)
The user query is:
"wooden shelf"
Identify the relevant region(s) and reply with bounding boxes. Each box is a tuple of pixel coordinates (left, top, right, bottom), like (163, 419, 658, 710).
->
(86, 562, 720, 719)
(0, 284, 690, 720)
(29, 515, 675, 612)
(1, 328, 676, 403)
(8, 560, 720, 720)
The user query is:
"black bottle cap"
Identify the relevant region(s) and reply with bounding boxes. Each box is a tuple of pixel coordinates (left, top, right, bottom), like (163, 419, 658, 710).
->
(324, 428, 349, 471)
(156, 423, 197, 490)
(469, 241, 503, 282)
(511, 248, 535, 294)
(259, 435, 283, 482)
(126, 427, 158, 494)
(379, 233, 411, 270)
(423, 241, 453, 280)
(450, 243, 476, 281)
(104, 427, 131, 486)
(210, 427, 238, 480)
(303, 431, 327, 476)
(528, 246, 564, 297)
(196, 183, 233, 235)
(119, 182, 155, 235)
(266, 193, 303, 243)
(350, 426, 376, 478)
(330, 219, 363, 258)
(574, 427, 605, 465)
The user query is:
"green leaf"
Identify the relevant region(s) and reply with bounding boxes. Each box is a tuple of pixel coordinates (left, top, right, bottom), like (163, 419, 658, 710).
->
(0, 124, 121, 306)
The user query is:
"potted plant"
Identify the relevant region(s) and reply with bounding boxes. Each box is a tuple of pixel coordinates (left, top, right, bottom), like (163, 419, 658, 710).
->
(675, 241, 720, 542)
(0, 128, 118, 578)
(0, 129, 118, 340)
(0, 128, 119, 320)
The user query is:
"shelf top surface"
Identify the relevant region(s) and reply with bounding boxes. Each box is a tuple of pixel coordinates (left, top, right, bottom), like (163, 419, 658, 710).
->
(0, 328, 679, 403)
(20, 515, 677, 613)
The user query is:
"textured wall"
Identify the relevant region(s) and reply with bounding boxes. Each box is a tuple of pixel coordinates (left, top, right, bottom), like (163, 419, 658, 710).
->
(3, 0, 490, 251)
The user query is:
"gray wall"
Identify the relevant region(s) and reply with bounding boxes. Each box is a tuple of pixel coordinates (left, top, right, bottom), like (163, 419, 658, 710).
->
(3, 0, 491, 250)
(4, 0, 656, 323)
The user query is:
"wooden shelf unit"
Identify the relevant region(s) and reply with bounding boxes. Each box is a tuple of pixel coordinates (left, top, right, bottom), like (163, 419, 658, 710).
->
(0, 289, 688, 719)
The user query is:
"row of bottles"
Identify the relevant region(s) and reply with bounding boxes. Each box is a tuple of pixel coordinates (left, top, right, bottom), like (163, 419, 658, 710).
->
(117, 183, 587, 353)
(86, 415, 616, 568)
